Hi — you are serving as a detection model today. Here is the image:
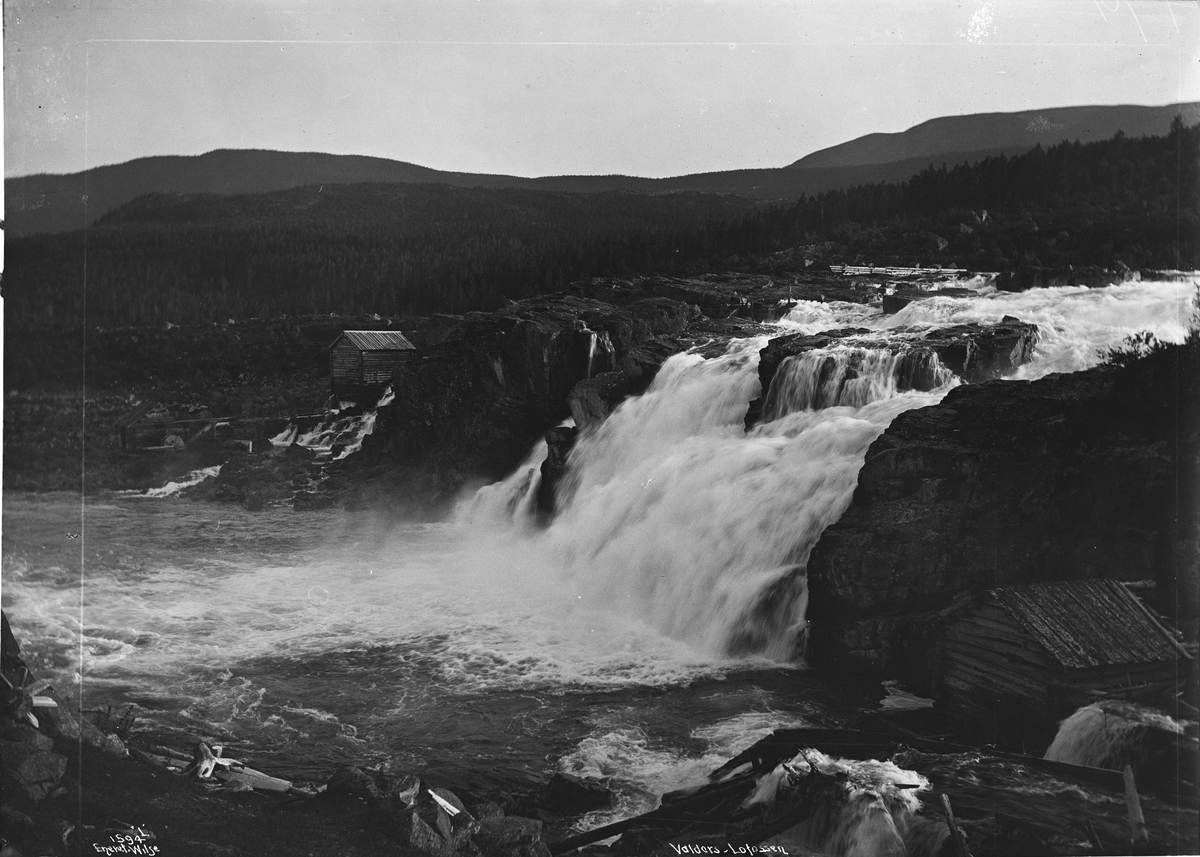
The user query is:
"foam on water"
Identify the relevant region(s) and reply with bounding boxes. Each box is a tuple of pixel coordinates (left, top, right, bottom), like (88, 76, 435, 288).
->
(781, 279, 1194, 379)
(878, 279, 1195, 378)
(133, 466, 222, 498)
(560, 710, 812, 829)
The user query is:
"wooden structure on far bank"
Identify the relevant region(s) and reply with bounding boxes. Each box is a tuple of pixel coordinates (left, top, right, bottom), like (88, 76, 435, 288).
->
(939, 579, 1190, 728)
(329, 330, 415, 403)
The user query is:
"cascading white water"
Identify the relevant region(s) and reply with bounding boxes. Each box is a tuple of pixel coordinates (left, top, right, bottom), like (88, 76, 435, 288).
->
(860, 279, 1195, 378)
(135, 465, 223, 498)
(487, 279, 1195, 661)
(584, 329, 615, 380)
(1044, 699, 1188, 769)
(457, 437, 549, 526)
(535, 338, 946, 659)
(273, 386, 396, 460)
(761, 347, 957, 418)
(270, 424, 299, 446)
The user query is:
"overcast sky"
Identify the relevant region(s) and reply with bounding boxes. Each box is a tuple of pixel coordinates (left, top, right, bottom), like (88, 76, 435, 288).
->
(4, 0, 1197, 179)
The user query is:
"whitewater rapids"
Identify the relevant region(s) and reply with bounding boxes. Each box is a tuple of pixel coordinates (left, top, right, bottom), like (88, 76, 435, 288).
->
(1, 277, 1193, 812)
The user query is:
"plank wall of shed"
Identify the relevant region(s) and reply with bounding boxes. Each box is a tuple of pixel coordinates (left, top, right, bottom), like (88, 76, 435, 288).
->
(331, 342, 363, 401)
(361, 350, 411, 386)
(944, 602, 1055, 708)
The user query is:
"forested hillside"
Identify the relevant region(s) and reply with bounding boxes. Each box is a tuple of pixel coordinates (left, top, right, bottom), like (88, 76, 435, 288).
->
(6, 188, 763, 327)
(738, 118, 1199, 272)
(6, 120, 1196, 331)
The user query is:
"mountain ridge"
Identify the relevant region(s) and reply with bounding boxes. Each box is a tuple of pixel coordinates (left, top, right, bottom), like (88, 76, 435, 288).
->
(789, 102, 1200, 169)
(7, 101, 1196, 237)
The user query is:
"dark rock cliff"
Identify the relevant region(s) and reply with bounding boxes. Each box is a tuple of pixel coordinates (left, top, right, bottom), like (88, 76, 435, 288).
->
(805, 337, 1200, 688)
(366, 294, 697, 494)
(353, 275, 823, 505)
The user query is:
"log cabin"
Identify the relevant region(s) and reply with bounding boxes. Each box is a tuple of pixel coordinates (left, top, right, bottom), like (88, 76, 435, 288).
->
(329, 330, 415, 404)
(937, 579, 1191, 737)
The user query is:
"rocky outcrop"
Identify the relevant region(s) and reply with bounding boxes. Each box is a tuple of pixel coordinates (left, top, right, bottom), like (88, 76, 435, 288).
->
(536, 426, 579, 518)
(189, 446, 322, 507)
(996, 262, 1139, 292)
(364, 294, 695, 496)
(535, 772, 613, 816)
(920, 318, 1038, 381)
(805, 339, 1199, 687)
(362, 276, 833, 501)
(568, 372, 636, 432)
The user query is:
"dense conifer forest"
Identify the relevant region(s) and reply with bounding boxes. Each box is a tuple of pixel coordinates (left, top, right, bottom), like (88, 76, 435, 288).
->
(6, 120, 1197, 331)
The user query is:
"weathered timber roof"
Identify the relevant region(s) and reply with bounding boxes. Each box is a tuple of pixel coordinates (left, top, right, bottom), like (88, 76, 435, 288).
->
(989, 579, 1189, 669)
(334, 330, 415, 352)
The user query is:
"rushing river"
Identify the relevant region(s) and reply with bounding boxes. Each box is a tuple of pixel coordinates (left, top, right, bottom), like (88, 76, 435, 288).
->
(2, 279, 1194, 825)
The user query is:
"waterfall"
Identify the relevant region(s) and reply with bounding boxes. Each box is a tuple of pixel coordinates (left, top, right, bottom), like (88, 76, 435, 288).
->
(472, 279, 1194, 661)
(539, 338, 944, 658)
(456, 436, 550, 526)
(761, 347, 957, 419)
(274, 386, 395, 460)
(270, 424, 299, 446)
(585, 329, 615, 379)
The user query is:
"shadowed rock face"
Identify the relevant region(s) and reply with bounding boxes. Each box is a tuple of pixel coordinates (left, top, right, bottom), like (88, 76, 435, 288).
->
(369, 294, 696, 495)
(805, 341, 1199, 687)
(359, 276, 819, 503)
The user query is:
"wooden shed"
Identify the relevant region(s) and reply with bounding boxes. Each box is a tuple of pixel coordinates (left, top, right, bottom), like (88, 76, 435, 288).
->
(939, 579, 1190, 730)
(329, 330, 415, 403)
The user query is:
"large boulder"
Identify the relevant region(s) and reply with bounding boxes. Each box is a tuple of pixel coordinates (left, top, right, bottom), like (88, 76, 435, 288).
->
(467, 815, 551, 857)
(535, 772, 613, 816)
(1, 740, 67, 803)
(371, 292, 700, 497)
(919, 318, 1039, 382)
(536, 426, 579, 518)
(568, 372, 635, 433)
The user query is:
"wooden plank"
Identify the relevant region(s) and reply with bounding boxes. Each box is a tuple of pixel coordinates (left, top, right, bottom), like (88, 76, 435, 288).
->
(1124, 766, 1149, 848)
(943, 647, 1053, 688)
(949, 611, 1038, 642)
(944, 630, 1052, 666)
(943, 659, 1046, 707)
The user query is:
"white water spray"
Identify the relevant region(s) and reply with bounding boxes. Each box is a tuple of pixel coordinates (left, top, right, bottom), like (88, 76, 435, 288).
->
(484, 279, 1194, 661)
(1044, 699, 1189, 770)
(751, 750, 937, 857)
(457, 437, 549, 526)
(762, 347, 957, 418)
(534, 338, 945, 658)
(138, 466, 223, 498)
(273, 386, 395, 460)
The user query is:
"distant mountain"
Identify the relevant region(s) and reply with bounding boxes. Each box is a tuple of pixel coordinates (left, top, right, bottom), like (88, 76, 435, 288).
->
(7, 101, 1197, 237)
(789, 102, 1200, 169)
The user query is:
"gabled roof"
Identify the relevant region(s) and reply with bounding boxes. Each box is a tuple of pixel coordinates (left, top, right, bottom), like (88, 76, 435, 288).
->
(989, 579, 1190, 669)
(334, 330, 416, 351)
